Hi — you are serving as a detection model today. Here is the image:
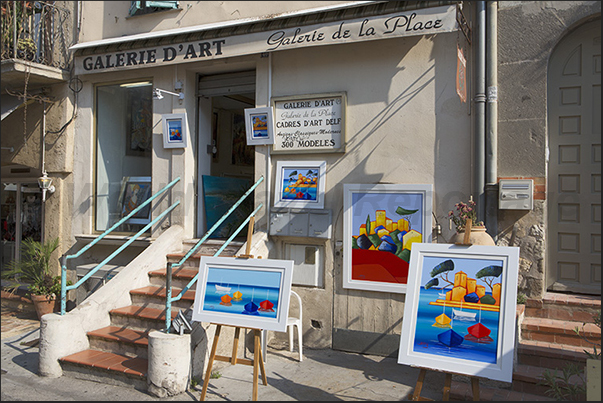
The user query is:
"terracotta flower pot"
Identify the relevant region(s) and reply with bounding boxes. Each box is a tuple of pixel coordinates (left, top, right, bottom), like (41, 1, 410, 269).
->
(30, 294, 58, 320)
(451, 226, 495, 246)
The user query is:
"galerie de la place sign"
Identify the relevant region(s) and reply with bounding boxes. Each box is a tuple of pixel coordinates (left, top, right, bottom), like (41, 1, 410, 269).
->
(75, 5, 457, 75)
(75, 5, 457, 153)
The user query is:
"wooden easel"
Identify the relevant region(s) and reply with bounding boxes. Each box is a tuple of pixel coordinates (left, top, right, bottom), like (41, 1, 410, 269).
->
(200, 216, 268, 401)
(410, 367, 480, 401)
(412, 218, 479, 400)
(199, 324, 267, 401)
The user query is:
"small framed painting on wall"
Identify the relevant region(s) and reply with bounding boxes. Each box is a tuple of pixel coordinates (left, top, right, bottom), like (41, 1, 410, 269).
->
(161, 113, 188, 148)
(244, 107, 275, 145)
(273, 160, 326, 209)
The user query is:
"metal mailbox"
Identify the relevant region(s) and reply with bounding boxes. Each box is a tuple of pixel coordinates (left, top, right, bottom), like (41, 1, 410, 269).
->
(499, 179, 534, 210)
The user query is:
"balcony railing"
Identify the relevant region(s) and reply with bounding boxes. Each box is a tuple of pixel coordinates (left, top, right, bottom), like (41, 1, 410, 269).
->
(1, 1, 72, 69)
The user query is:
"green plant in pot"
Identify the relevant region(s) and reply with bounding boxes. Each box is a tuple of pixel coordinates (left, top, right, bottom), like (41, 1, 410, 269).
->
(1, 237, 65, 319)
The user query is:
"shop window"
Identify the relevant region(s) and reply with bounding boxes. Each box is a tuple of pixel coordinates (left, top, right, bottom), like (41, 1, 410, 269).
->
(128, 1, 178, 17)
(94, 81, 153, 233)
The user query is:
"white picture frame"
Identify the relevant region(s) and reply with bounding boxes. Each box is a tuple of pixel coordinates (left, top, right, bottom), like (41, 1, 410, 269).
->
(273, 160, 326, 209)
(244, 107, 275, 145)
(397, 243, 520, 383)
(342, 183, 433, 293)
(192, 256, 294, 332)
(161, 112, 188, 148)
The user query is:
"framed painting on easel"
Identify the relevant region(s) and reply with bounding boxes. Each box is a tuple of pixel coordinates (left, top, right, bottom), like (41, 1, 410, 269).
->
(192, 256, 294, 332)
(397, 243, 519, 383)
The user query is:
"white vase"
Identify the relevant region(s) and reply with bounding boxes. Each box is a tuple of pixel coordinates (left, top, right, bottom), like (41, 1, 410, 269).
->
(451, 226, 495, 246)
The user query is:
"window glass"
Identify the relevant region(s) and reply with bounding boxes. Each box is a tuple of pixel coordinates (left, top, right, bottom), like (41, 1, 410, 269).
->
(95, 81, 152, 233)
(129, 1, 178, 17)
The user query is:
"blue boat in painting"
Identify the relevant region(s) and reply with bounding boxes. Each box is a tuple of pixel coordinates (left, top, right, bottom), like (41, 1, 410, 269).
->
(437, 329, 464, 347)
(242, 301, 259, 315)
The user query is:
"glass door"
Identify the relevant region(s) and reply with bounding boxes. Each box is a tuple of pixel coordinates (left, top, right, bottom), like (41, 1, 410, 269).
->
(1, 182, 42, 271)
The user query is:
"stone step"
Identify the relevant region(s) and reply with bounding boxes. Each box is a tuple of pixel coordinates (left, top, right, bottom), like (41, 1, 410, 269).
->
(59, 349, 147, 390)
(109, 305, 178, 331)
(524, 292, 600, 323)
(520, 316, 601, 348)
(148, 267, 197, 289)
(517, 339, 590, 369)
(87, 326, 149, 359)
(130, 285, 195, 311)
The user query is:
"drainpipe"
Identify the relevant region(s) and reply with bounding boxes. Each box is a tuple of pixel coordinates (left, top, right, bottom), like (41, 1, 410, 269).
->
(474, 2, 486, 222)
(485, 1, 498, 239)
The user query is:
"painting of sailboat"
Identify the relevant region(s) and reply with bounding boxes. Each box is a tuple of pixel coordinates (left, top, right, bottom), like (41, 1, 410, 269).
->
(192, 256, 294, 332)
(397, 243, 520, 384)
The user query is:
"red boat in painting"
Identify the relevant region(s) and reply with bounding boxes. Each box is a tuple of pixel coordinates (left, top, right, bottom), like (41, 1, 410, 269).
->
(467, 322, 490, 338)
(259, 299, 274, 312)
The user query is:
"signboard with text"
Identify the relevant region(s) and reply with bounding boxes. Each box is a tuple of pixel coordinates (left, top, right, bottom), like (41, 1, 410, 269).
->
(272, 93, 345, 154)
(74, 6, 457, 75)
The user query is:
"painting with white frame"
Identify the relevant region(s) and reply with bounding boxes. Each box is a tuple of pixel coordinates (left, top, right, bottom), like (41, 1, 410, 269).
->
(161, 113, 188, 148)
(244, 107, 275, 145)
(397, 243, 519, 383)
(192, 256, 294, 332)
(343, 183, 433, 293)
(273, 160, 326, 209)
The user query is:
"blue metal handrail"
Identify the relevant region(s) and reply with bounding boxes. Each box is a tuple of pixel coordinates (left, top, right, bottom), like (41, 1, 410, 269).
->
(164, 175, 264, 332)
(59, 177, 181, 315)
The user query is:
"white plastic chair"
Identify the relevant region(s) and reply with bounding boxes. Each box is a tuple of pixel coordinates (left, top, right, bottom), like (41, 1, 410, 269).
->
(261, 290, 303, 362)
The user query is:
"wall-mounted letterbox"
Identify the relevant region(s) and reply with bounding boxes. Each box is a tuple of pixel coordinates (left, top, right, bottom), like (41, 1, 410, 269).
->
(499, 179, 534, 210)
(269, 209, 332, 239)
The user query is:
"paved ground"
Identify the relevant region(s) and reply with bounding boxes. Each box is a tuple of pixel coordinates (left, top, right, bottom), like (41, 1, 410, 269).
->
(1, 303, 455, 401)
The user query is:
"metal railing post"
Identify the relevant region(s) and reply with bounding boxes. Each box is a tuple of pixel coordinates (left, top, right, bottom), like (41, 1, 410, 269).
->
(165, 262, 172, 332)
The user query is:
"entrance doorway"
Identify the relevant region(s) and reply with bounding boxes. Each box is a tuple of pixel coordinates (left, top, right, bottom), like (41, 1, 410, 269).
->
(1, 181, 43, 271)
(546, 19, 601, 295)
(196, 71, 256, 239)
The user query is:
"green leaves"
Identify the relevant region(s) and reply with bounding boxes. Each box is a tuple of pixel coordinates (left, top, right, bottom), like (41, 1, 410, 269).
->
(396, 207, 418, 216)
(429, 259, 454, 277)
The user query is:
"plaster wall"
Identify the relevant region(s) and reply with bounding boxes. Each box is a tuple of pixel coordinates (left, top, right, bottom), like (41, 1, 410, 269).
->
(78, 1, 364, 43)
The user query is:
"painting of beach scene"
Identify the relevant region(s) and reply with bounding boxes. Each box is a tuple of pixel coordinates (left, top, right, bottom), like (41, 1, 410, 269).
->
(398, 243, 519, 383)
(343, 184, 432, 293)
(274, 161, 326, 209)
(202, 175, 252, 239)
(244, 107, 274, 145)
(192, 256, 294, 332)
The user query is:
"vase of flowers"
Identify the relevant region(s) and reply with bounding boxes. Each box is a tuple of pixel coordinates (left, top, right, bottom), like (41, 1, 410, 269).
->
(448, 198, 495, 246)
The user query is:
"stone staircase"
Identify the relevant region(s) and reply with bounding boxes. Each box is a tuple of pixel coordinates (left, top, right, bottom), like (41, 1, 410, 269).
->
(58, 239, 243, 389)
(450, 291, 601, 400)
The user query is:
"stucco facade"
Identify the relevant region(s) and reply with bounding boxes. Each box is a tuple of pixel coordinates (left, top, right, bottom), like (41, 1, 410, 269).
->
(60, 0, 601, 356)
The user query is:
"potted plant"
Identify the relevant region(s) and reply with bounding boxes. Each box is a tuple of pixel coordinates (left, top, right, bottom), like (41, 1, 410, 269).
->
(447, 197, 494, 246)
(1, 237, 63, 320)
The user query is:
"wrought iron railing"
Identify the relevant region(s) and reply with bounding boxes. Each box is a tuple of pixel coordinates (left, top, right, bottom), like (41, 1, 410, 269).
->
(164, 175, 265, 332)
(1, 1, 72, 69)
(59, 177, 181, 315)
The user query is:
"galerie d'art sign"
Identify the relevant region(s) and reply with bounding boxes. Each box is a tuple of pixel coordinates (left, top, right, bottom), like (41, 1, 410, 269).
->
(272, 93, 345, 153)
(74, 5, 457, 75)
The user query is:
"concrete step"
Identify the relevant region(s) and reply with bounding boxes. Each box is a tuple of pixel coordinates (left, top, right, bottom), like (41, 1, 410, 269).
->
(109, 305, 178, 331)
(148, 267, 197, 289)
(524, 292, 600, 323)
(87, 326, 149, 359)
(59, 349, 147, 390)
(130, 285, 195, 311)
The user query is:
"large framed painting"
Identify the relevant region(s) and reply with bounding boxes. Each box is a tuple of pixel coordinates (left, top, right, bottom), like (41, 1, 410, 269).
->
(244, 107, 275, 145)
(273, 160, 326, 209)
(118, 176, 152, 224)
(343, 183, 433, 293)
(192, 256, 294, 332)
(397, 243, 520, 383)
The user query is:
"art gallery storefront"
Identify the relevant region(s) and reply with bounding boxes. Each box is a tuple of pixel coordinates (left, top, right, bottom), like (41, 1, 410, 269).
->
(70, 2, 478, 354)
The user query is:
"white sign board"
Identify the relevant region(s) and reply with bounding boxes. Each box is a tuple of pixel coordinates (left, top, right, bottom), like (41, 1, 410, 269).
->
(272, 93, 345, 153)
